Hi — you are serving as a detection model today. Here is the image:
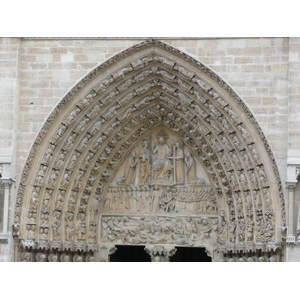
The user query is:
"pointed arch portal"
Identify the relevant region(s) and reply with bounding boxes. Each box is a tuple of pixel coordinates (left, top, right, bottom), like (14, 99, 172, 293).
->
(14, 39, 285, 262)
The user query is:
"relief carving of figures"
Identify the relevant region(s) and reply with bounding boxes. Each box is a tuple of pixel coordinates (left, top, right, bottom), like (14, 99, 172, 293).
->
(160, 186, 176, 213)
(248, 144, 261, 163)
(22, 252, 31, 262)
(185, 150, 204, 185)
(88, 225, 97, 243)
(52, 211, 62, 240)
(217, 212, 227, 244)
(76, 213, 86, 241)
(49, 254, 59, 262)
(43, 144, 56, 163)
(65, 107, 81, 125)
(152, 136, 172, 180)
(247, 220, 254, 242)
(55, 190, 66, 210)
(36, 253, 47, 262)
(151, 186, 161, 213)
(48, 169, 59, 188)
(101, 215, 219, 246)
(36, 165, 47, 185)
(113, 65, 133, 80)
(27, 224, 36, 239)
(253, 189, 262, 209)
(139, 141, 150, 184)
(118, 151, 138, 184)
(174, 65, 194, 79)
(153, 55, 175, 68)
(60, 254, 71, 262)
(56, 151, 68, 169)
(68, 190, 78, 212)
(74, 116, 90, 134)
(42, 189, 53, 212)
(65, 212, 75, 241)
(40, 212, 49, 227)
(263, 187, 272, 208)
(86, 102, 103, 119)
(39, 227, 49, 240)
(228, 221, 236, 243)
(30, 187, 40, 210)
(89, 118, 105, 136)
(131, 56, 152, 70)
(174, 142, 184, 184)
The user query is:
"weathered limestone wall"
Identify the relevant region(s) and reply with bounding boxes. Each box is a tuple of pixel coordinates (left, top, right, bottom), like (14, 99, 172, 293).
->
(0, 38, 20, 261)
(0, 37, 20, 163)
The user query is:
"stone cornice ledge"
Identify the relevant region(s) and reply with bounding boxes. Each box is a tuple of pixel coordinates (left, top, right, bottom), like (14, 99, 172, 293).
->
(20, 37, 265, 40)
(0, 233, 9, 244)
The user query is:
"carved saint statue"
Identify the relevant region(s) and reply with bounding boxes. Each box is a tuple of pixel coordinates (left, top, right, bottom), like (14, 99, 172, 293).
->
(185, 150, 204, 185)
(152, 136, 172, 179)
(122, 151, 138, 184)
(139, 140, 150, 184)
(174, 142, 184, 184)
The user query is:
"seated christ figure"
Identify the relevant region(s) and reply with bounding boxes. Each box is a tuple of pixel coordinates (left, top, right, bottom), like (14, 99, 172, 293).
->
(152, 136, 172, 179)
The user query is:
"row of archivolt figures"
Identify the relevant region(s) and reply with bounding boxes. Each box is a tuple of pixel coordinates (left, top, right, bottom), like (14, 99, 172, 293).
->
(94, 186, 217, 215)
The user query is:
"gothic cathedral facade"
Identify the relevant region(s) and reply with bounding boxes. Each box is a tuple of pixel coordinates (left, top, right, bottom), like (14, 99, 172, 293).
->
(0, 37, 299, 262)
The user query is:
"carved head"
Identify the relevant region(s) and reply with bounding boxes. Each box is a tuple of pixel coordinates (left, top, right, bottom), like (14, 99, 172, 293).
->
(158, 136, 165, 144)
(63, 255, 70, 262)
(175, 142, 181, 148)
(186, 150, 191, 157)
(40, 254, 47, 262)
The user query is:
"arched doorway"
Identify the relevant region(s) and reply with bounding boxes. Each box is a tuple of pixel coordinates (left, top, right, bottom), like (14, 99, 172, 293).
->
(13, 39, 285, 262)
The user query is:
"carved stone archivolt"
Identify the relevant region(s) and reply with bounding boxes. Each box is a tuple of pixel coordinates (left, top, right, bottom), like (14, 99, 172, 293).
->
(14, 39, 285, 261)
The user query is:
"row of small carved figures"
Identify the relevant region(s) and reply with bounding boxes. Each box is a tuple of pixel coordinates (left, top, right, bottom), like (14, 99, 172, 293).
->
(101, 215, 218, 240)
(24, 51, 264, 192)
(32, 125, 266, 208)
(221, 255, 279, 262)
(100, 189, 217, 214)
(39, 97, 256, 176)
(20, 251, 95, 262)
(34, 56, 258, 173)
(21, 62, 268, 232)
(218, 208, 275, 243)
(31, 94, 265, 198)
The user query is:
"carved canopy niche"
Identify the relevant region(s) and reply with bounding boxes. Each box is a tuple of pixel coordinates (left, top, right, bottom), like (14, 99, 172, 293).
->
(14, 39, 285, 261)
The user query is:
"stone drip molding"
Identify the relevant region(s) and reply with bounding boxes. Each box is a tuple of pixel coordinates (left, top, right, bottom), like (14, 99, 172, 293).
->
(13, 39, 285, 258)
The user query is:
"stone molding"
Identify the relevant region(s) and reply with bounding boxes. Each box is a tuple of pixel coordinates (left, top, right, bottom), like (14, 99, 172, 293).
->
(0, 233, 9, 244)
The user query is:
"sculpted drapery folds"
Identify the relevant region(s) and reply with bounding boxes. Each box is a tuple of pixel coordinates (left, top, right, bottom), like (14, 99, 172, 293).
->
(174, 142, 184, 184)
(152, 136, 172, 180)
(139, 140, 150, 184)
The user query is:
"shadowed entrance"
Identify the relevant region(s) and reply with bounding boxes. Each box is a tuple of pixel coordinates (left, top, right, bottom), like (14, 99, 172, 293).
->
(170, 247, 211, 262)
(110, 245, 151, 262)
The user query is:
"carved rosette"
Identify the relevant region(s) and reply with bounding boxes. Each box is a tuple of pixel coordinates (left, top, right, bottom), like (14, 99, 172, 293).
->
(14, 39, 284, 260)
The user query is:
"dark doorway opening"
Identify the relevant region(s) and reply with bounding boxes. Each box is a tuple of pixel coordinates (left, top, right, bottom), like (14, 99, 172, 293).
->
(170, 247, 212, 262)
(110, 245, 151, 262)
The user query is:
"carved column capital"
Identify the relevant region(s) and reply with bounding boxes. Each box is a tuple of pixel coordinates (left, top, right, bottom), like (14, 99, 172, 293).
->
(286, 181, 297, 190)
(0, 177, 15, 187)
(98, 244, 117, 262)
(144, 245, 177, 262)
